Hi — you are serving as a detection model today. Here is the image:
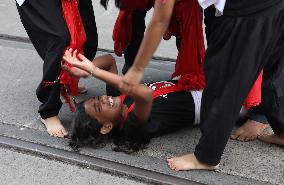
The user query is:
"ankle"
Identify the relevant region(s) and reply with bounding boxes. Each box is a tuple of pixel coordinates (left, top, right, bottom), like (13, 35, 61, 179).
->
(193, 154, 219, 169)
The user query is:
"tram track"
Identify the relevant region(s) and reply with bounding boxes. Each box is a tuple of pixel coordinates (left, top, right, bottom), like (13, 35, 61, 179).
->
(0, 34, 176, 62)
(0, 134, 202, 185)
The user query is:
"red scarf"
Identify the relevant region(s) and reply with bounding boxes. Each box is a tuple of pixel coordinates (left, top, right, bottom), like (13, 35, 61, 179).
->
(60, 0, 87, 112)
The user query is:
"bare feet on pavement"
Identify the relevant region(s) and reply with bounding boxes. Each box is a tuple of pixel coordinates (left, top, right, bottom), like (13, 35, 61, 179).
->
(41, 116, 68, 138)
(258, 133, 284, 147)
(167, 153, 219, 171)
(231, 119, 269, 142)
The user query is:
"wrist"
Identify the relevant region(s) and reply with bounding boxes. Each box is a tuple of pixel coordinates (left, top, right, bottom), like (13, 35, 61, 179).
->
(132, 65, 145, 73)
(89, 65, 98, 77)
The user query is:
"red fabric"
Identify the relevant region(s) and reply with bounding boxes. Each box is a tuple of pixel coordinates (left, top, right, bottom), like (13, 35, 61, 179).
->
(113, 11, 133, 56)
(59, 0, 87, 112)
(166, 0, 205, 90)
(113, 0, 205, 90)
(243, 70, 263, 109)
(113, 0, 262, 112)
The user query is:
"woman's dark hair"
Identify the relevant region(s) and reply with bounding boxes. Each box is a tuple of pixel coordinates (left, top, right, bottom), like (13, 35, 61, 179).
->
(69, 103, 108, 151)
(69, 100, 150, 153)
(100, 0, 122, 9)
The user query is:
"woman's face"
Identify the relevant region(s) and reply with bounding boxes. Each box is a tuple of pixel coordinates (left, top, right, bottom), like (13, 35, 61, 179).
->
(84, 95, 123, 124)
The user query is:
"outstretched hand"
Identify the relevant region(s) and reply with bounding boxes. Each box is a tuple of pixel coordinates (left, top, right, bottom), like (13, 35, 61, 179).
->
(119, 66, 144, 94)
(62, 48, 94, 78)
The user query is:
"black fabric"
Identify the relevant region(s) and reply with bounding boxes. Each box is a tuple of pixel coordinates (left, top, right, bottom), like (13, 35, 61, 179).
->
(204, 6, 217, 46)
(120, 81, 195, 140)
(224, 0, 281, 16)
(194, 1, 284, 166)
(78, 0, 98, 61)
(16, 0, 98, 119)
(122, 10, 148, 74)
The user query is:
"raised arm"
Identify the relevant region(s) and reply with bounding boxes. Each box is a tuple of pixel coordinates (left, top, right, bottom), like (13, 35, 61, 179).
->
(63, 49, 153, 122)
(120, 0, 175, 92)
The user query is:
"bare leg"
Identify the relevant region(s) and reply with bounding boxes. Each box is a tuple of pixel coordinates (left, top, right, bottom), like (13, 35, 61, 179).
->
(258, 133, 284, 147)
(41, 116, 68, 138)
(231, 119, 269, 142)
(166, 153, 219, 171)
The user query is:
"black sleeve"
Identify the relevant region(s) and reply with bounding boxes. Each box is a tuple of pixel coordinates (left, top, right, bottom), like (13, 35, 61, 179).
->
(121, 112, 160, 140)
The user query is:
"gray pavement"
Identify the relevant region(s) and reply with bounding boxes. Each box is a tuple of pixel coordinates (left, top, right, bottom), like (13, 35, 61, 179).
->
(0, 147, 145, 185)
(0, 1, 283, 185)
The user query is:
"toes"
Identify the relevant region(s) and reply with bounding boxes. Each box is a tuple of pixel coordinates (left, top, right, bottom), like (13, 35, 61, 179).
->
(57, 130, 66, 138)
(237, 134, 247, 142)
(166, 158, 173, 162)
(47, 130, 55, 137)
(230, 133, 239, 140)
(62, 129, 69, 137)
(244, 137, 251, 142)
(231, 130, 243, 140)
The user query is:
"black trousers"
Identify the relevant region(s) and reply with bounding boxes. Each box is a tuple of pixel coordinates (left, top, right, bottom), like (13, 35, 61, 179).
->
(195, 2, 284, 166)
(122, 10, 147, 74)
(17, 0, 97, 119)
(204, 6, 217, 47)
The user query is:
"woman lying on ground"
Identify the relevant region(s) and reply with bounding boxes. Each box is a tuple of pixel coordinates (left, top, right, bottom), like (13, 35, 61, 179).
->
(62, 49, 280, 159)
(62, 49, 202, 153)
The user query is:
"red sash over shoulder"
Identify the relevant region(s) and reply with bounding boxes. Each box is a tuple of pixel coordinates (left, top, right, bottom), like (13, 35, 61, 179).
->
(113, 10, 133, 56)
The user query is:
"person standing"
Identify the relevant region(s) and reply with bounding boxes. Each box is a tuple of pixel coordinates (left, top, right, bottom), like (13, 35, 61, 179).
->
(15, 0, 98, 137)
(167, 0, 284, 170)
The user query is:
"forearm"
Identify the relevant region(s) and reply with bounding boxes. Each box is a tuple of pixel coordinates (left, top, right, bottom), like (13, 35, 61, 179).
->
(92, 54, 118, 74)
(91, 65, 122, 89)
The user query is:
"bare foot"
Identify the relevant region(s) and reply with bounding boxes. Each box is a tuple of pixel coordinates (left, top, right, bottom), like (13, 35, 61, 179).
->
(231, 119, 268, 142)
(258, 133, 284, 147)
(78, 85, 87, 94)
(166, 153, 219, 171)
(41, 116, 68, 138)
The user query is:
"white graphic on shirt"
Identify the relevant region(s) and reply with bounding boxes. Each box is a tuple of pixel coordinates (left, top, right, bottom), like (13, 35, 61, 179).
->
(145, 81, 175, 99)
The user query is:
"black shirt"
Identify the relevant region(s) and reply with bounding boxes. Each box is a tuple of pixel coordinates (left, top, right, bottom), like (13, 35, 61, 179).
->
(224, 0, 282, 16)
(120, 81, 195, 140)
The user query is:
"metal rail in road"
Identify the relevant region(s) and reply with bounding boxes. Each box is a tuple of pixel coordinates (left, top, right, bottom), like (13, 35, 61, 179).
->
(0, 34, 176, 62)
(0, 134, 203, 185)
